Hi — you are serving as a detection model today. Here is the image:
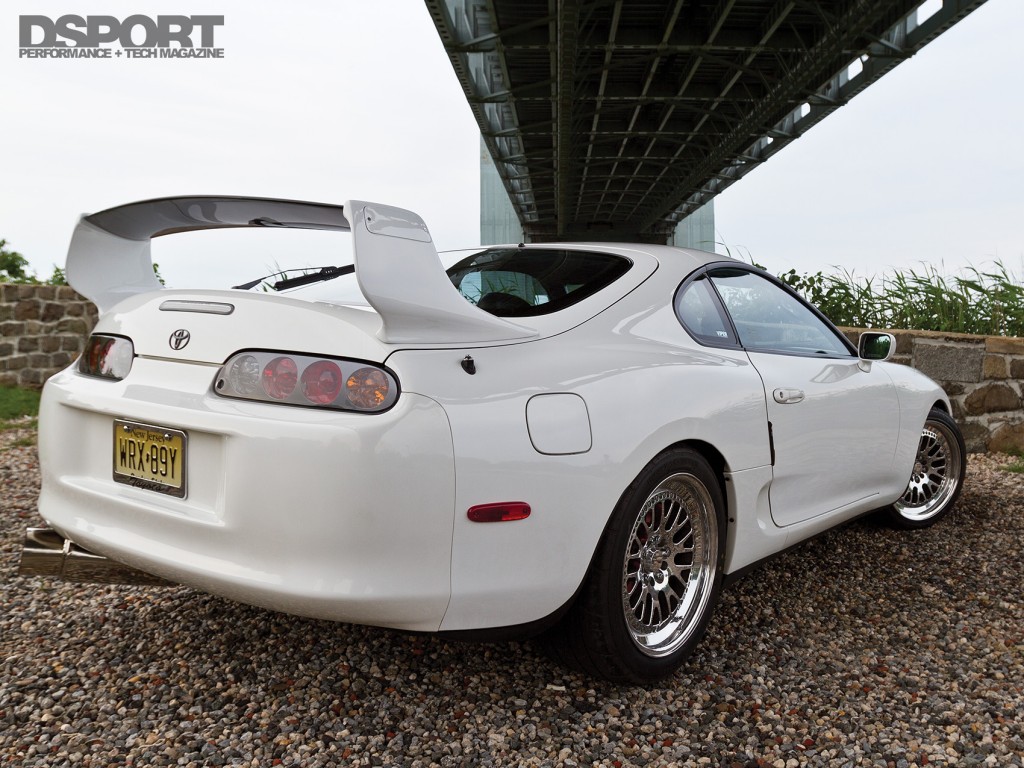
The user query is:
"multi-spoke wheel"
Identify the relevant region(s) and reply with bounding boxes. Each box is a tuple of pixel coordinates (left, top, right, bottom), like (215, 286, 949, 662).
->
(621, 473, 718, 657)
(887, 408, 965, 529)
(542, 449, 724, 683)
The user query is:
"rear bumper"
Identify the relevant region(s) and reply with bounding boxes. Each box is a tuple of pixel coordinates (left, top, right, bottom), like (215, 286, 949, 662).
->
(37, 360, 456, 631)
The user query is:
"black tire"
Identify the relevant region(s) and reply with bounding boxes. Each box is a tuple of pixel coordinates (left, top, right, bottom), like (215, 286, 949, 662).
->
(886, 408, 965, 530)
(542, 448, 725, 683)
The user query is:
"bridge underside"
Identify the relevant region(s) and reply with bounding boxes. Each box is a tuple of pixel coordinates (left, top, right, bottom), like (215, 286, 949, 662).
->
(426, 0, 986, 243)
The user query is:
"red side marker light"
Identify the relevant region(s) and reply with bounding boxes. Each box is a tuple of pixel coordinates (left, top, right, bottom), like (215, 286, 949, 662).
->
(467, 502, 531, 523)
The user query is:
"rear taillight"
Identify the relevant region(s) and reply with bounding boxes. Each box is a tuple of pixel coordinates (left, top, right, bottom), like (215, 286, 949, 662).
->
(301, 360, 343, 404)
(215, 351, 398, 412)
(346, 367, 390, 410)
(261, 356, 298, 400)
(78, 335, 134, 381)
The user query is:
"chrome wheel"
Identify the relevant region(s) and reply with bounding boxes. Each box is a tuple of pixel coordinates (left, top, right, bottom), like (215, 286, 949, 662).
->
(621, 472, 718, 658)
(893, 412, 963, 524)
(541, 449, 724, 683)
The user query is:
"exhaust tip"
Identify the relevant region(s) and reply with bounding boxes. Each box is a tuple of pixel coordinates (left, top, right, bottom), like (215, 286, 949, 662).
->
(17, 528, 66, 577)
(18, 528, 176, 587)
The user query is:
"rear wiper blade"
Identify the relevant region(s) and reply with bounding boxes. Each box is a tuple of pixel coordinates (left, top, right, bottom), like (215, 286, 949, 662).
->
(232, 271, 283, 290)
(232, 265, 355, 291)
(273, 265, 354, 291)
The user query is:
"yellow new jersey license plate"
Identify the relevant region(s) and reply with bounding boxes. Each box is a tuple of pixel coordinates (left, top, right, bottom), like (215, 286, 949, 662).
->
(113, 420, 188, 498)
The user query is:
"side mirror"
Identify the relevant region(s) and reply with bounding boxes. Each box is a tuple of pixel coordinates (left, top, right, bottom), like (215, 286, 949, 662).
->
(858, 332, 896, 371)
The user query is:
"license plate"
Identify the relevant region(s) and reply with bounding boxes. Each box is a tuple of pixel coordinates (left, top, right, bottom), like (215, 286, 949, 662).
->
(113, 420, 187, 498)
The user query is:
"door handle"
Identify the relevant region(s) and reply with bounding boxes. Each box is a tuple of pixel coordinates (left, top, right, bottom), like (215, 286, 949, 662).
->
(773, 388, 805, 404)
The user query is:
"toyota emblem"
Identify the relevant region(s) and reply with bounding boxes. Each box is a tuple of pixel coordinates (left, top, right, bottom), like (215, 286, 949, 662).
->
(169, 329, 191, 350)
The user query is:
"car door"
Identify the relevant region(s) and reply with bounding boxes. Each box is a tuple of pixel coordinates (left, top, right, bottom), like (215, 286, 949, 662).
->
(706, 267, 900, 527)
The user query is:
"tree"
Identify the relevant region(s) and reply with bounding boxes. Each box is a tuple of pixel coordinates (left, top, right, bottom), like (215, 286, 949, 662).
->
(0, 239, 37, 283)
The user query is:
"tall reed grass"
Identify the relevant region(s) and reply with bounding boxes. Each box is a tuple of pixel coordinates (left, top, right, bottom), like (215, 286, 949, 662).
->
(777, 261, 1024, 337)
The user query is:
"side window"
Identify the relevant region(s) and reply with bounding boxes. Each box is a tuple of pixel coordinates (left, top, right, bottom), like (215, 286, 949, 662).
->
(708, 268, 851, 356)
(675, 275, 737, 346)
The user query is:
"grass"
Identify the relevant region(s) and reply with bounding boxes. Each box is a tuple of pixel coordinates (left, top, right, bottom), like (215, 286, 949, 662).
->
(0, 385, 40, 422)
(0, 418, 37, 432)
(999, 448, 1024, 474)
(0, 386, 39, 451)
(777, 260, 1024, 336)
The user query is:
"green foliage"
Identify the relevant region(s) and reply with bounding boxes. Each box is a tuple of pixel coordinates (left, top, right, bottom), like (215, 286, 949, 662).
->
(1000, 447, 1024, 474)
(777, 260, 1024, 337)
(0, 418, 37, 433)
(0, 239, 37, 283)
(0, 238, 68, 285)
(778, 268, 880, 329)
(0, 386, 41, 422)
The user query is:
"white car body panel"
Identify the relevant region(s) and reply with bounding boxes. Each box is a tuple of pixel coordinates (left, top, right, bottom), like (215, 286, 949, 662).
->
(526, 394, 592, 454)
(747, 351, 902, 527)
(40, 359, 456, 631)
(390, 304, 772, 630)
(94, 289, 391, 365)
(35, 195, 954, 637)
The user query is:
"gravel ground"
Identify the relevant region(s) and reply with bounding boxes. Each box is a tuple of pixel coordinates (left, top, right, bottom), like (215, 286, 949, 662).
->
(2, 422, 1022, 767)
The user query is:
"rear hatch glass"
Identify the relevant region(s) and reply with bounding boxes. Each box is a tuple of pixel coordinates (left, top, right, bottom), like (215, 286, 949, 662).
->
(446, 248, 632, 317)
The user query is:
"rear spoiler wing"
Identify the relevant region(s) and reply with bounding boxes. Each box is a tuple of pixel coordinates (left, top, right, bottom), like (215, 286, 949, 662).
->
(67, 196, 536, 343)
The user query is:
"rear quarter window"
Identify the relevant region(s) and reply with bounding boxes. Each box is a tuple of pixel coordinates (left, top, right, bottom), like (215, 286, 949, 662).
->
(675, 275, 737, 347)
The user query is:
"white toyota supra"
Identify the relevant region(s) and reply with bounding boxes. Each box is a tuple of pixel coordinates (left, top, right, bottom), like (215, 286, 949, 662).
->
(20, 196, 965, 683)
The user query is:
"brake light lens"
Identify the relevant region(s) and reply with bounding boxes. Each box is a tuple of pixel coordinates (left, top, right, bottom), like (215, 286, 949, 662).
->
(301, 360, 343, 404)
(215, 351, 398, 412)
(78, 335, 134, 380)
(261, 356, 298, 400)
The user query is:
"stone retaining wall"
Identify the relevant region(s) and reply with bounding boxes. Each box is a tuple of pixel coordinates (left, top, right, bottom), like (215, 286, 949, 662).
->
(0, 284, 98, 388)
(840, 328, 1024, 453)
(1, 284, 1022, 452)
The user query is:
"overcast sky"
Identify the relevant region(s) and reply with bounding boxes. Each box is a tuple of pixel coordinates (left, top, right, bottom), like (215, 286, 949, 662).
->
(713, 0, 1024, 279)
(2, 0, 1021, 289)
